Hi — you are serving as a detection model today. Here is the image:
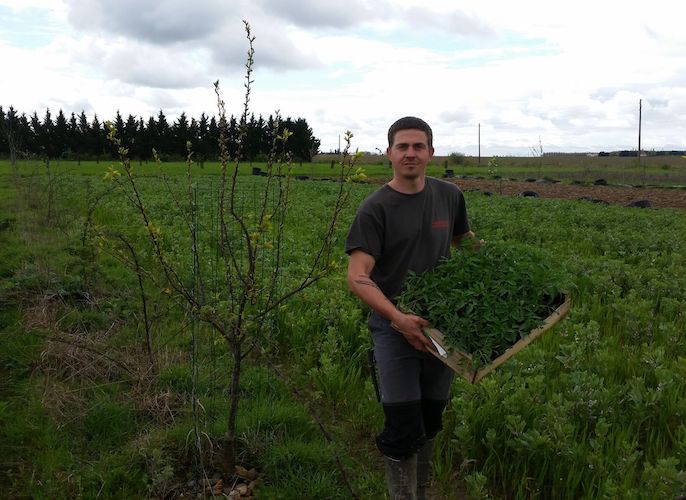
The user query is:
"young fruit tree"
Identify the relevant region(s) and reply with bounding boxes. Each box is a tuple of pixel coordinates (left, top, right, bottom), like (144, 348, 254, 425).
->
(105, 21, 361, 472)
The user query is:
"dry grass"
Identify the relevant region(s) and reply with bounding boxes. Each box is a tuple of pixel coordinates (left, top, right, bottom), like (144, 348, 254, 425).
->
(18, 283, 197, 429)
(28, 295, 129, 382)
(36, 336, 131, 382)
(133, 384, 188, 426)
(37, 376, 88, 428)
(22, 293, 56, 331)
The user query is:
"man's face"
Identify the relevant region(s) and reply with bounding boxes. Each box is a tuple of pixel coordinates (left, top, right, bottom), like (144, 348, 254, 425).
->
(387, 129, 434, 181)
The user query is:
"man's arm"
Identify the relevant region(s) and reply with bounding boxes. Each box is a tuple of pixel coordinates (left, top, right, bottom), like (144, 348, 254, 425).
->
(452, 230, 485, 249)
(347, 249, 434, 352)
(451, 230, 474, 247)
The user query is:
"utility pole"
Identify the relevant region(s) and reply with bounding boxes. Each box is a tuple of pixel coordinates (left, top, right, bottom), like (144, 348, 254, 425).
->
(478, 123, 481, 166)
(638, 99, 642, 165)
(638, 99, 645, 184)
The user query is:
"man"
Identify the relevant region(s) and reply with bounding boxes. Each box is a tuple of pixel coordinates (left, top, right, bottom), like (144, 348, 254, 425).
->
(345, 117, 478, 499)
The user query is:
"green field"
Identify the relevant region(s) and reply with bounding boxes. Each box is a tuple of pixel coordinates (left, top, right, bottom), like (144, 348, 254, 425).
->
(317, 153, 686, 186)
(1, 159, 686, 498)
(6, 154, 686, 187)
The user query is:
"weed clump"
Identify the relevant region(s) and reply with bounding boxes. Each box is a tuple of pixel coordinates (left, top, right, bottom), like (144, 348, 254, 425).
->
(397, 240, 565, 365)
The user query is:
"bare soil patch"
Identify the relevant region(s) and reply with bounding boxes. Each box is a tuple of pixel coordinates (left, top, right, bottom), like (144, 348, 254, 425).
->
(450, 178, 686, 210)
(365, 176, 686, 210)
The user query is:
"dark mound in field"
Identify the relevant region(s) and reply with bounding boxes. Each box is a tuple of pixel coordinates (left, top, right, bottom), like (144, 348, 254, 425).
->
(626, 199, 652, 208)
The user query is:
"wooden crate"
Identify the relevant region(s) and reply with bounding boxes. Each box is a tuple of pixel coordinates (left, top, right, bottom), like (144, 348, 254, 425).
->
(423, 293, 571, 384)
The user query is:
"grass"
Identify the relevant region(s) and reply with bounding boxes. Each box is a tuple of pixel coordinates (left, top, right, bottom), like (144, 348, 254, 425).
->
(315, 153, 686, 186)
(0, 166, 384, 497)
(437, 194, 686, 498)
(2, 161, 686, 498)
(3, 155, 686, 186)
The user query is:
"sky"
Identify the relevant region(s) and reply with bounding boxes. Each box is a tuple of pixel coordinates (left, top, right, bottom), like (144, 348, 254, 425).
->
(1, 0, 685, 156)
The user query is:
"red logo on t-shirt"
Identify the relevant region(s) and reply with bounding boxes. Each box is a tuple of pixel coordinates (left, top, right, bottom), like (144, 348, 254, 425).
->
(431, 219, 449, 229)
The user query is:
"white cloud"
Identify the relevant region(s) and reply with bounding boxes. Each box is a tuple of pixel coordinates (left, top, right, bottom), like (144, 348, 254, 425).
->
(65, 0, 228, 43)
(1, 0, 685, 155)
(258, 0, 385, 28)
(401, 5, 494, 37)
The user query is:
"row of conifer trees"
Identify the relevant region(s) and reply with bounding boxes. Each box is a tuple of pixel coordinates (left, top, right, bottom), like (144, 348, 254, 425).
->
(0, 106, 321, 163)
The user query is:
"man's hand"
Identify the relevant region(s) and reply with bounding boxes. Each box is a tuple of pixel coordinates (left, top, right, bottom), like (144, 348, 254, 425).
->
(348, 250, 439, 353)
(390, 312, 434, 352)
(452, 231, 485, 251)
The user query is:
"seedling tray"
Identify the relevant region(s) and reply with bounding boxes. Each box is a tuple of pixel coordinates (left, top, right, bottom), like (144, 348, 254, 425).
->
(423, 292, 571, 384)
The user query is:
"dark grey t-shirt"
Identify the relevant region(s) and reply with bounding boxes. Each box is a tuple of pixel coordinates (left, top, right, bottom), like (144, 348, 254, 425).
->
(345, 177, 470, 300)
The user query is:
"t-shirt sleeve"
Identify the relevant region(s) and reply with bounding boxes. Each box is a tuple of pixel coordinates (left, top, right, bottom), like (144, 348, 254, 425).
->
(345, 203, 384, 259)
(452, 190, 471, 236)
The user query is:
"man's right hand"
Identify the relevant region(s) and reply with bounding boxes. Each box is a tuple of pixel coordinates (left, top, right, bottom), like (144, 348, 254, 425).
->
(390, 312, 434, 352)
(347, 251, 437, 352)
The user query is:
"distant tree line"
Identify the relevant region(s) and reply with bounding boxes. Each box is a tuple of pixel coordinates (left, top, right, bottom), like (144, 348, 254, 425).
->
(544, 150, 686, 157)
(597, 150, 686, 157)
(0, 106, 321, 164)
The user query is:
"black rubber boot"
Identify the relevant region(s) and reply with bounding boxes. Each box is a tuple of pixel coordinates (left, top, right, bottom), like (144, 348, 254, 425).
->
(384, 454, 418, 500)
(416, 438, 435, 500)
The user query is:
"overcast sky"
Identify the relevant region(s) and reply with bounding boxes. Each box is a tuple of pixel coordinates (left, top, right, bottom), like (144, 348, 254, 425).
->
(1, 0, 685, 156)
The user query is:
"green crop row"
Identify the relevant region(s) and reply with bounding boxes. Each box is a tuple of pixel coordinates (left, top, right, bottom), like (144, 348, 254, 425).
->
(1, 165, 685, 498)
(437, 193, 686, 498)
(3, 157, 686, 186)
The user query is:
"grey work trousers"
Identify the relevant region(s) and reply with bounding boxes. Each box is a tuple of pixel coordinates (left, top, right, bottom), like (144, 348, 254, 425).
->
(369, 312, 454, 459)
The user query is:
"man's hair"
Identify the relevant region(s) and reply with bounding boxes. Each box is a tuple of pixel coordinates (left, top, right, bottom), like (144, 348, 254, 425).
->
(387, 116, 433, 149)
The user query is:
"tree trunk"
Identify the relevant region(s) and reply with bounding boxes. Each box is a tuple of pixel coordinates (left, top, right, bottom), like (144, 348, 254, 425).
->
(222, 337, 242, 472)
(10, 149, 17, 174)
